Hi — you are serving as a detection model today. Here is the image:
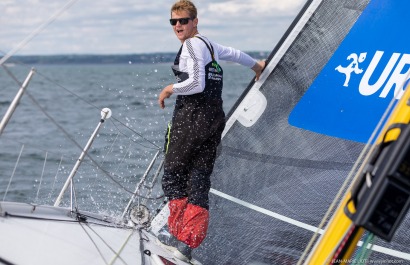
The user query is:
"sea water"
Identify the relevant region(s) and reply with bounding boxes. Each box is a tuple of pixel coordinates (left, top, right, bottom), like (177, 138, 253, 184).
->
(0, 62, 254, 215)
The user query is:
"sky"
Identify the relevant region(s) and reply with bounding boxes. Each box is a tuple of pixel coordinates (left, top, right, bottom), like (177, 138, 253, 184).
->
(0, 0, 307, 55)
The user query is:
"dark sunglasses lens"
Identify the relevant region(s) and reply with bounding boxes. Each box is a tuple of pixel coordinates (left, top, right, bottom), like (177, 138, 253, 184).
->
(179, 18, 189, 25)
(169, 18, 190, 26)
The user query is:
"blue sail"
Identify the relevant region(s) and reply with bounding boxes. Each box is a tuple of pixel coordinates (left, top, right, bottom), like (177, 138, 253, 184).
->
(290, 0, 410, 143)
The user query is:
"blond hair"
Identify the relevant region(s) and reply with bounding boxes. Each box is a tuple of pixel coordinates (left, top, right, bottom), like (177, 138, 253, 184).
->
(171, 0, 197, 18)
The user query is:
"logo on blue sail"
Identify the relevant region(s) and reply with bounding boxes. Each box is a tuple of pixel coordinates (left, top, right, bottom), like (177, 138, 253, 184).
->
(335, 51, 408, 100)
(288, 0, 410, 143)
(335, 53, 367, 88)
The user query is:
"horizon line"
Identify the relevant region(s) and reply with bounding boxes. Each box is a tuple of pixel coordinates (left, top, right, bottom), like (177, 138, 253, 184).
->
(8, 51, 270, 57)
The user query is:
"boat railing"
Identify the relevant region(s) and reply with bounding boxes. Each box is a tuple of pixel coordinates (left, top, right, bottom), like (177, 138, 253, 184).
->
(52, 107, 165, 225)
(54, 107, 112, 208)
(1, 106, 166, 226)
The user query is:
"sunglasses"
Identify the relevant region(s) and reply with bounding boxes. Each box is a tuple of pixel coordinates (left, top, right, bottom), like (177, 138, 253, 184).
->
(169, 17, 193, 26)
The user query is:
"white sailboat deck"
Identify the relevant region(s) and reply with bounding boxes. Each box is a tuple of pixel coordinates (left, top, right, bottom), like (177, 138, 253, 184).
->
(0, 201, 191, 265)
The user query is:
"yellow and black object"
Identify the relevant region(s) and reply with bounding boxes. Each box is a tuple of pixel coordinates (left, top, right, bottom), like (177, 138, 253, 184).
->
(347, 122, 410, 241)
(305, 86, 410, 265)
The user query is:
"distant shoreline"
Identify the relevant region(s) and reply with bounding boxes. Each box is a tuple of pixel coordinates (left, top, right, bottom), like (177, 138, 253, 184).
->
(7, 52, 269, 65)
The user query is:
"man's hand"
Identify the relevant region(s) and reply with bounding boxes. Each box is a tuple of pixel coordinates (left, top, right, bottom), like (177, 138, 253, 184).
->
(158, 84, 174, 109)
(251, 60, 266, 81)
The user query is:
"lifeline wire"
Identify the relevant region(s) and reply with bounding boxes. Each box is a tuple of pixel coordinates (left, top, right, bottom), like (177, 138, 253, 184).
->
(77, 220, 109, 265)
(35, 70, 161, 150)
(79, 220, 130, 265)
(1, 54, 160, 150)
(3, 144, 24, 201)
(34, 151, 48, 203)
(47, 155, 64, 201)
(2, 64, 162, 199)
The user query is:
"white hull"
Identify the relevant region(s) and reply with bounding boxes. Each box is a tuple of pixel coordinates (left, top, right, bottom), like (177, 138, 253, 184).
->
(0, 202, 189, 265)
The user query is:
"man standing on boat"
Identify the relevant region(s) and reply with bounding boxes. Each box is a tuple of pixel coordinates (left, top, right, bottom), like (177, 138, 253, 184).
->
(157, 0, 265, 262)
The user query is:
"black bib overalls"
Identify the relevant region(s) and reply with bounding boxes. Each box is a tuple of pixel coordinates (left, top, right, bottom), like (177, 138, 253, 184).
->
(162, 37, 226, 248)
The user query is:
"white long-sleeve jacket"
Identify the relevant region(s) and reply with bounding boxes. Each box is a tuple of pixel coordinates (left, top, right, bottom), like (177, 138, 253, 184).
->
(172, 34, 257, 95)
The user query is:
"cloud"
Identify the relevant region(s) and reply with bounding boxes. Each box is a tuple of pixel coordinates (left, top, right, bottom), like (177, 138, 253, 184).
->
(0, 0, 306, 55)
(207, 0, 303, 15)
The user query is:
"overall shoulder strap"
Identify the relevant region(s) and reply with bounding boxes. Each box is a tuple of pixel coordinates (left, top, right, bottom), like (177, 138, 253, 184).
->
(195, 36, 215, 60)
(174, 45, 183, 65)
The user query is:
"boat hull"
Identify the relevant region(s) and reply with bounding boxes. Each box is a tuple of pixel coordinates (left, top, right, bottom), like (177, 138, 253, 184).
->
(0, 202, 190, 265)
